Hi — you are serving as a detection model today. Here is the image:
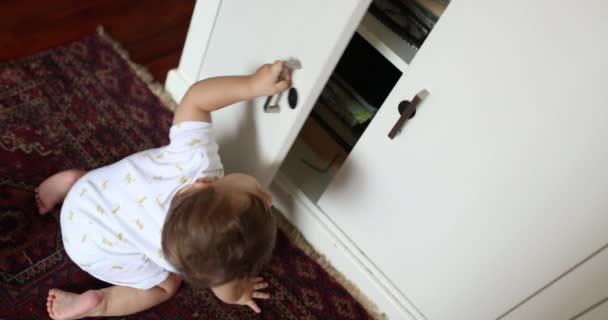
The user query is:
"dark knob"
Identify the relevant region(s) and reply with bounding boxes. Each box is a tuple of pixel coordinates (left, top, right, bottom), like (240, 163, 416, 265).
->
(398, 100, 416, 119)
(288, 87, 298, 109)
(388, 89, 429, 140)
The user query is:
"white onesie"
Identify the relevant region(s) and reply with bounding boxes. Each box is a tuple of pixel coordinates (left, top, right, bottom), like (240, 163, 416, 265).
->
(60, 121, 223, 289)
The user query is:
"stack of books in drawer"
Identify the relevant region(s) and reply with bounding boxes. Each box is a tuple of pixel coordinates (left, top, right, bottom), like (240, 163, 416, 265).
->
(311, 75, 377, 150)
(369, 0, 450, 48)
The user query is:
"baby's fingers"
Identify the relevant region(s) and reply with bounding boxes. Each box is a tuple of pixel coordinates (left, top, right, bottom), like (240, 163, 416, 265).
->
(246, 299, 262, 313)
(274, 80, 291, 93)
(271, 60, 285, 75)
(252, 291, 271, 299)
(253, 281, 269, 290)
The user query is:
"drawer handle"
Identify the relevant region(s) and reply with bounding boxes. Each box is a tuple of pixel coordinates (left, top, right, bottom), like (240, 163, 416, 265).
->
(388, 89, 429, 140)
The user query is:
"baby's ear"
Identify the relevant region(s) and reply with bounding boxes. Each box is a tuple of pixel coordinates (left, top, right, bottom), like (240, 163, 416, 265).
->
(260, 191, 273, 207)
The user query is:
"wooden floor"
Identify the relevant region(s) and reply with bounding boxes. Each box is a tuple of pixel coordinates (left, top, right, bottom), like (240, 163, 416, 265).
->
(0, 0, 195, 82)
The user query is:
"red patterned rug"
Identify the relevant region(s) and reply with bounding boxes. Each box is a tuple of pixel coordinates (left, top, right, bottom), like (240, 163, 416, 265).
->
(0, 33, 375, 320)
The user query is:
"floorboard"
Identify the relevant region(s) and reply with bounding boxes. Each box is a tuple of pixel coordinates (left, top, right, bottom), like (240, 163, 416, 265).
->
(0, 0, 195, 82)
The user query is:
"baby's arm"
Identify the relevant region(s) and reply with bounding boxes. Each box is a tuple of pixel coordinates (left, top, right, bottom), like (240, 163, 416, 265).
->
(211, 277, 270, 313)
(172, 61, 291, 124)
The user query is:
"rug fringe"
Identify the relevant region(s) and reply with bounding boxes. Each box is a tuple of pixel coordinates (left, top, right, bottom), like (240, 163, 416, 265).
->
(98, 25, 385, 319)
(96, 26, 178, 111)
(273, 210, 387, 320)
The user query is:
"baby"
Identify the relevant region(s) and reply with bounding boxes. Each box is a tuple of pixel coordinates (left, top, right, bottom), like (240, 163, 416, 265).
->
(35, 61, 291, 319)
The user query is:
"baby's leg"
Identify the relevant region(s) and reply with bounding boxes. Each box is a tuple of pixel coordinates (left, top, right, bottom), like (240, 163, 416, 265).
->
(36, 169, 85, 215)
(47, 273, 181, 319)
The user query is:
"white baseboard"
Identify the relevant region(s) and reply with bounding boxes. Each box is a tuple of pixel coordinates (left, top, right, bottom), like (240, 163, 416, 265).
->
(165, 68, 193, 103)
(270, 172, 425, 320)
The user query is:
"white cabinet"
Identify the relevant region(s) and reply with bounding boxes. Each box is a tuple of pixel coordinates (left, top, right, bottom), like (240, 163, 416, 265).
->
(168, 0, 371, 187)
(167, 1, 608, 319)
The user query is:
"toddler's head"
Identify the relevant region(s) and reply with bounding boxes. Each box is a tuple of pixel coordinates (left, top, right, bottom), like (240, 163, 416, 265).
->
(161, 173, 276, 288)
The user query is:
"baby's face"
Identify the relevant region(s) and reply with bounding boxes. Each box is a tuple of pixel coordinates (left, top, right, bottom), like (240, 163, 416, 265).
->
(190, 173, 272, 206)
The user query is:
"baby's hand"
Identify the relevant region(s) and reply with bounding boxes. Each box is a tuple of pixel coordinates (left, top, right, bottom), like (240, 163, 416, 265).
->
(235, 277, 270, 313)
(249, 61, 291, 97)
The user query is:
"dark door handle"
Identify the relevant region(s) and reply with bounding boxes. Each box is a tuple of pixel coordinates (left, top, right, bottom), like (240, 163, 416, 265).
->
(388, 89, 429, 140)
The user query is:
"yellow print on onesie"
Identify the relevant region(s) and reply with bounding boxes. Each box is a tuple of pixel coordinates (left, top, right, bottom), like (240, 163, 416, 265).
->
(135, 218, 144, 230)
(156, 195, 164, 209)
(102, 237, 113, 247)
(188, 138, 201, 147)
(138, 196, 147, 206)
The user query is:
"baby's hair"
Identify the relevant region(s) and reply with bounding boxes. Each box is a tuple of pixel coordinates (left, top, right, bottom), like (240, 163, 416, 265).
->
(161, 185, 276, 288)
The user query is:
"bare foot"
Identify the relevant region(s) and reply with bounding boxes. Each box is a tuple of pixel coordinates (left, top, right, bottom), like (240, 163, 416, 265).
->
(47, 289, 103, 320)
(36, 170, 85, 215)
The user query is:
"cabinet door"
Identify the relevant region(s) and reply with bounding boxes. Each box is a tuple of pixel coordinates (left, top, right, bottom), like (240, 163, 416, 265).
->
(196, 0, 370, 186)
(318, 0, 608, 319)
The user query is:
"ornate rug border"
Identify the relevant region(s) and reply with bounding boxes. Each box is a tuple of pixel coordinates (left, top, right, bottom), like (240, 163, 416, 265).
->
(96, 26, 178, 112)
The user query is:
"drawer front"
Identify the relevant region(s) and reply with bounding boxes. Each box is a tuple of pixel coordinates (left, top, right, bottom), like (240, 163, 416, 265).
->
(502, 244, 608, 320)
(578, 301, 608, 320)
